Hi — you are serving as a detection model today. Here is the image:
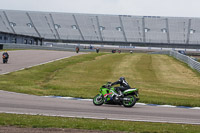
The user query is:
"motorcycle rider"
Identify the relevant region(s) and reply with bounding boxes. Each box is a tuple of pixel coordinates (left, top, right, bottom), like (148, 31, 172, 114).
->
(2, 51, 9, 63)
(109, 77, 131, 97)
(75, 46, 80, 53)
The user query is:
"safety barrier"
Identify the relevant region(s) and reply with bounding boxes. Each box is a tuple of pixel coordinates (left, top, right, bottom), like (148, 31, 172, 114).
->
(151, 50, 200, 73)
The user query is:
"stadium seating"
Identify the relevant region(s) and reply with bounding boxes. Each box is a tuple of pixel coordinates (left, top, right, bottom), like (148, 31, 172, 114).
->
(98, 15, 125, 42)
(144, 17, 168, 43)
(121, 16, 143, 42)
(75, 14, 100, 41)
(168, 17, 188, 44)
(5, 10, 40, 37)
(0, 11, 13, 33)
(190, 18, 200, 44)
(0, 9, 200, 47)
(51, 12, 82, 40)
(28, 12, 57, 39)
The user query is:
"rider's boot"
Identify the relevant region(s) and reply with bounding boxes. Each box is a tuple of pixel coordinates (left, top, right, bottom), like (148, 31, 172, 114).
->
(114, 91, 123, 101)
(118, 90, 124, 97)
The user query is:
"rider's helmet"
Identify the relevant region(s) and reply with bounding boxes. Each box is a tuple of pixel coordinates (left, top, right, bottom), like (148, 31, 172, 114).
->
(119, 77, 125, 82)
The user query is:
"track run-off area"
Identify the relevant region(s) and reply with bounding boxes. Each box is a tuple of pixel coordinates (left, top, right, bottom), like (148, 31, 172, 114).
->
(0, 50, 199, 125)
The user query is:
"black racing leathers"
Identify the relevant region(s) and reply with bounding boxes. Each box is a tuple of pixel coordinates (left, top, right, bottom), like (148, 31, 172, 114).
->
(2, 52, 9, 59)
(111, 79, 131, 93)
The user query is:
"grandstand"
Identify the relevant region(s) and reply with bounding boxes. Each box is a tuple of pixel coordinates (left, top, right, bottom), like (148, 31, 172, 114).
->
(0, 9, 200, 48)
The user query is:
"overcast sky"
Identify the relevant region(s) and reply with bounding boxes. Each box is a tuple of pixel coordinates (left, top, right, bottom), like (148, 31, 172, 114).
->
(0, 0, 200, 18)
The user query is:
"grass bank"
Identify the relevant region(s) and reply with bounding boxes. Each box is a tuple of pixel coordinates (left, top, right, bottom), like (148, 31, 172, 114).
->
(0, 53, 199, 107)
(0, 113, 199, 133)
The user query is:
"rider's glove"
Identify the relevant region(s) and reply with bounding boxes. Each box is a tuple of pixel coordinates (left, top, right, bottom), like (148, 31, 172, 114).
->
(107, 84, 111, 88)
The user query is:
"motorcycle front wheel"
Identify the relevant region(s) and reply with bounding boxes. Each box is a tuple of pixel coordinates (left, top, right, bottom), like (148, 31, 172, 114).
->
(3, 59, 6, 64)
(93, 94, 104, 106)
(122, 95, 137, 107)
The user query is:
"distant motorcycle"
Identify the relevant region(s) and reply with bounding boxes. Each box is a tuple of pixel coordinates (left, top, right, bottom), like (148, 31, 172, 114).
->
(2, 52, 9, 64)
(76, 46, 80, 53)
(93, 82, 139, 108)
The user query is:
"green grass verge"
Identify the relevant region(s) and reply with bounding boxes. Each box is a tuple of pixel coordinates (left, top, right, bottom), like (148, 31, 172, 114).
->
(0, 53, 200, 107)
(0, 113, 199, 133)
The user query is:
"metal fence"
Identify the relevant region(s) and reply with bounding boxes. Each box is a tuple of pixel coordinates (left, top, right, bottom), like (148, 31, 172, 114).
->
(151, 50, 200, 73)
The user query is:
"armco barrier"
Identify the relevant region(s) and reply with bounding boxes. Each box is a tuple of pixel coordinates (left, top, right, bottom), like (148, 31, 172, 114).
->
(151, 50, 200, 73)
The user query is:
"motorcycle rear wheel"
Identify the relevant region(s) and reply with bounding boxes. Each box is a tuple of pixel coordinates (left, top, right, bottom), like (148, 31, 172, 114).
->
(93, 94, 104, 106)
(122, 95, 136, 108)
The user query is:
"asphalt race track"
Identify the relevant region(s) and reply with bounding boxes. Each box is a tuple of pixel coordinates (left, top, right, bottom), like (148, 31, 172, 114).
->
(0, 90, 200, 125)
(0, 50, 200, 125)
(0, 50, 83, 75)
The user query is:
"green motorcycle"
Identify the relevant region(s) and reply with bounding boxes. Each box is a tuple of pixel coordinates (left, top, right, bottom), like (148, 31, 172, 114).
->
(93, 82, 139, 108)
